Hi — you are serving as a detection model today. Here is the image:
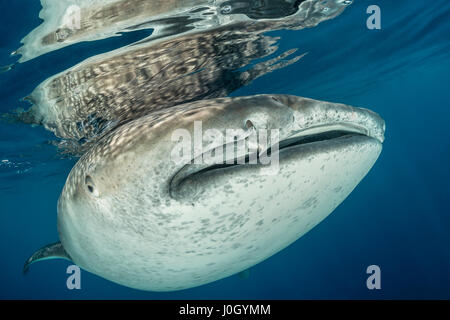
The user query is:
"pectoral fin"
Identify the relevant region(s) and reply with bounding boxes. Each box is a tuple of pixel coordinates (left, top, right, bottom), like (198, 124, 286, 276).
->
(23, 242, 72, 274)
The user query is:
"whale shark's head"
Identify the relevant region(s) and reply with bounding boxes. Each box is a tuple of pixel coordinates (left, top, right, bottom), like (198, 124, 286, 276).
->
(57, 94, 384, 291)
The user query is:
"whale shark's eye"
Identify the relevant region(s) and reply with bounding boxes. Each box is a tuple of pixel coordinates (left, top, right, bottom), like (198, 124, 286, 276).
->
(85, 175, 99, 197)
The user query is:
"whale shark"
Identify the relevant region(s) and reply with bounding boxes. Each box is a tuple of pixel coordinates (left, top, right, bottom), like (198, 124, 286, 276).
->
(24, 94, 385, 291)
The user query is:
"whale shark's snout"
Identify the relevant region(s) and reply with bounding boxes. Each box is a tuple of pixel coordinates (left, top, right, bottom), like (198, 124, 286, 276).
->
(26, 94, 385, 292)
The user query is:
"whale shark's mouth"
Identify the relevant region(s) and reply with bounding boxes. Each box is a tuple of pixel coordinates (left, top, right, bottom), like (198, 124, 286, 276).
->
(169, 121, 379, 197)
(278, 129, 364, 150)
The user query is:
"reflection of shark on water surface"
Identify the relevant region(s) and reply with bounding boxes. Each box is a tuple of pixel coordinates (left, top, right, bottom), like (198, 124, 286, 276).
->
(25, 94, 384, 291)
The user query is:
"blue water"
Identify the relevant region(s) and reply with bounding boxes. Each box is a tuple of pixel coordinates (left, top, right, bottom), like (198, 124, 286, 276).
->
(0, 0, 449, 299)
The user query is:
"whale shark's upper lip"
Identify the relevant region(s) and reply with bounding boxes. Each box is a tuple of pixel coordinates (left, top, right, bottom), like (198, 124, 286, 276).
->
(283, 121, 383, 145)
